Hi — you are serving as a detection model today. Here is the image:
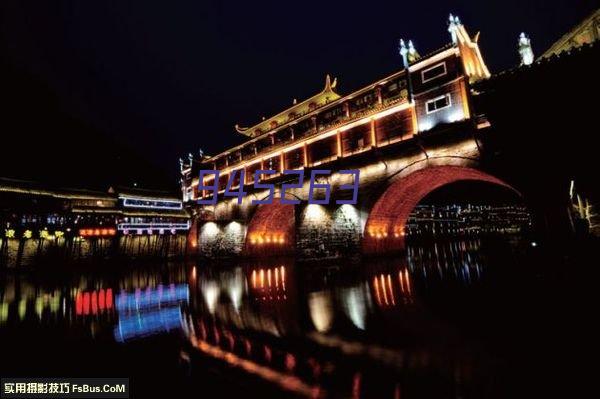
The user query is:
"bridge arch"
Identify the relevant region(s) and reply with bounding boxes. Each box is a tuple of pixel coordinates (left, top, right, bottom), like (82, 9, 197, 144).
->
(362, 165, 520, 254)
(243, 198, 295, 256)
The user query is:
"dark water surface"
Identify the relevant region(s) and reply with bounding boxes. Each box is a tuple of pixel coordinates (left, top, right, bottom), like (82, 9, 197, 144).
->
(0, 238, 594, 398)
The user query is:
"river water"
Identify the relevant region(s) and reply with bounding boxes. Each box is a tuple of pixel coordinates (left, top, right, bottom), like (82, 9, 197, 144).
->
(0, 237, 593, 398)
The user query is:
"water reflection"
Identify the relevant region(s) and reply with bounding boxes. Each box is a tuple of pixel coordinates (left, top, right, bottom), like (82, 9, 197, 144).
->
(113, 284, 188, 342)
(1, 239, 529, 397)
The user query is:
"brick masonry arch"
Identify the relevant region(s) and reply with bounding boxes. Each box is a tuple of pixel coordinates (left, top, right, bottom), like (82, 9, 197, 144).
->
(243, 198, 295, 256)
(362, 165, 520, 254)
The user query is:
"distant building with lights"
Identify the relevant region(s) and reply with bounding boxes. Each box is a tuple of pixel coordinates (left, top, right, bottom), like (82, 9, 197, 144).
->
(406, 204, 532, 238)
(0, 178, 190, 266)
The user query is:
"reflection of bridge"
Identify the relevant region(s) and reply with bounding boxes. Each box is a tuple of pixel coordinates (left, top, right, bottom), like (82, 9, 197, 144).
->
(182, 249, 492, 397)
(181, 15, 599, 258)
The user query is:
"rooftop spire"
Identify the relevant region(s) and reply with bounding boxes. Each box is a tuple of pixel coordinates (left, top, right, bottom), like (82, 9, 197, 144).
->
(448, 13, 461, 44)
(399, 38, 409, 67)
(408, 40, 420, 63)
(518, 32, 534, 65)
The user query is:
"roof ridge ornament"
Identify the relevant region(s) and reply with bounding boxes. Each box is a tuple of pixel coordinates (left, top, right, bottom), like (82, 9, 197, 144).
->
(448, 13, 461, 44)
(235, 74, 341, 137)
(408, 40, 420, 63)
(518, 32, 534, 65)
(399, 39, 420, 66)
(399, 39, 409, 67)
(324, 74, 338, 92)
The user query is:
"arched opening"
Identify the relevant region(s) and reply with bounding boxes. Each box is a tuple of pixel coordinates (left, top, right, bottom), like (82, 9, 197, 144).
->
(244, 199, 295, 257)
(363, 166, 522, 254)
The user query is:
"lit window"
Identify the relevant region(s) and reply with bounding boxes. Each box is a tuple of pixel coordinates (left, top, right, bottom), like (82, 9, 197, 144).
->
(425, 94, 451, 114)
(421, 62, 447, 83)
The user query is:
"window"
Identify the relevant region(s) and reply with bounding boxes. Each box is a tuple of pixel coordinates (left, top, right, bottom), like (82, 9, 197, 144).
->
(421, 62, 447, 83)
(426, 94, 451, 114)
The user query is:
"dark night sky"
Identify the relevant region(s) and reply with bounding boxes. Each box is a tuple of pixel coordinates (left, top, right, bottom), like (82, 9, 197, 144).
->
(0, 0, 597, 189)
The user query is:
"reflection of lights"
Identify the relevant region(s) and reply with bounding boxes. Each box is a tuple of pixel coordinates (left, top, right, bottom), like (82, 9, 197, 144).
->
(249, 266, 286, 301)
(75, 288, 113, 315)
(341, 287, 368, 330)
(76, 289, 114, 315)
(202, 281, 220, 314)
(226, 269, 244, 311)
(18, 299, 26, 319)
(373, 271, 413, 307)
(285, 353, 296, 371)
(116, 285, 188, 313)
(0, 302, 8, 324)
(113, 284, 189, 342)
(308, 291, 334, 332)
(353, 373, 362, 399)
(114, 307, 183, 342)
(398, 269, 412, 296)
(192, 339, 320, 398)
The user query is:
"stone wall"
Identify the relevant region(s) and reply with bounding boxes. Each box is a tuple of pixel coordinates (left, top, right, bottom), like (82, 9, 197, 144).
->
(198, 221, 247, 258)
(296, 204, 362, 259)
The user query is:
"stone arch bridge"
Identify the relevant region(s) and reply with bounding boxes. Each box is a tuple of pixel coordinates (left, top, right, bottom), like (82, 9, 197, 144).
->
(193, 128, 541, 259)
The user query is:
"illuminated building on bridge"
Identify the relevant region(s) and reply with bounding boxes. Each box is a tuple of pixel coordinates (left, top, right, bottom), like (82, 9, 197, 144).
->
(181, 15, 489, 204)
(181, 12, 599, 259)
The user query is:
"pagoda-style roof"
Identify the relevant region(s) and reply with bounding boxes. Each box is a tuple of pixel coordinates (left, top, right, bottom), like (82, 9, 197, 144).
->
(108, 186, 180, 201)
(235, 75, 341, 138)
(0, 177, 113, 201)
(541, 8, 599, 59)
(449, 16, 491, 83)
(71, 206, 190, 218)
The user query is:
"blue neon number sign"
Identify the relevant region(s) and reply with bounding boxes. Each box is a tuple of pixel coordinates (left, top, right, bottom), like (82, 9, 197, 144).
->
(197, 169, 360, 205)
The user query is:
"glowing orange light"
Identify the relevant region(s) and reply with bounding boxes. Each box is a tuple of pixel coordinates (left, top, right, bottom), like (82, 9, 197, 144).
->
(380, 275, 388, 305)
(387, 274, 395, 305)
(373, 277, 381, 305)
(259, 269, 265, 288)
